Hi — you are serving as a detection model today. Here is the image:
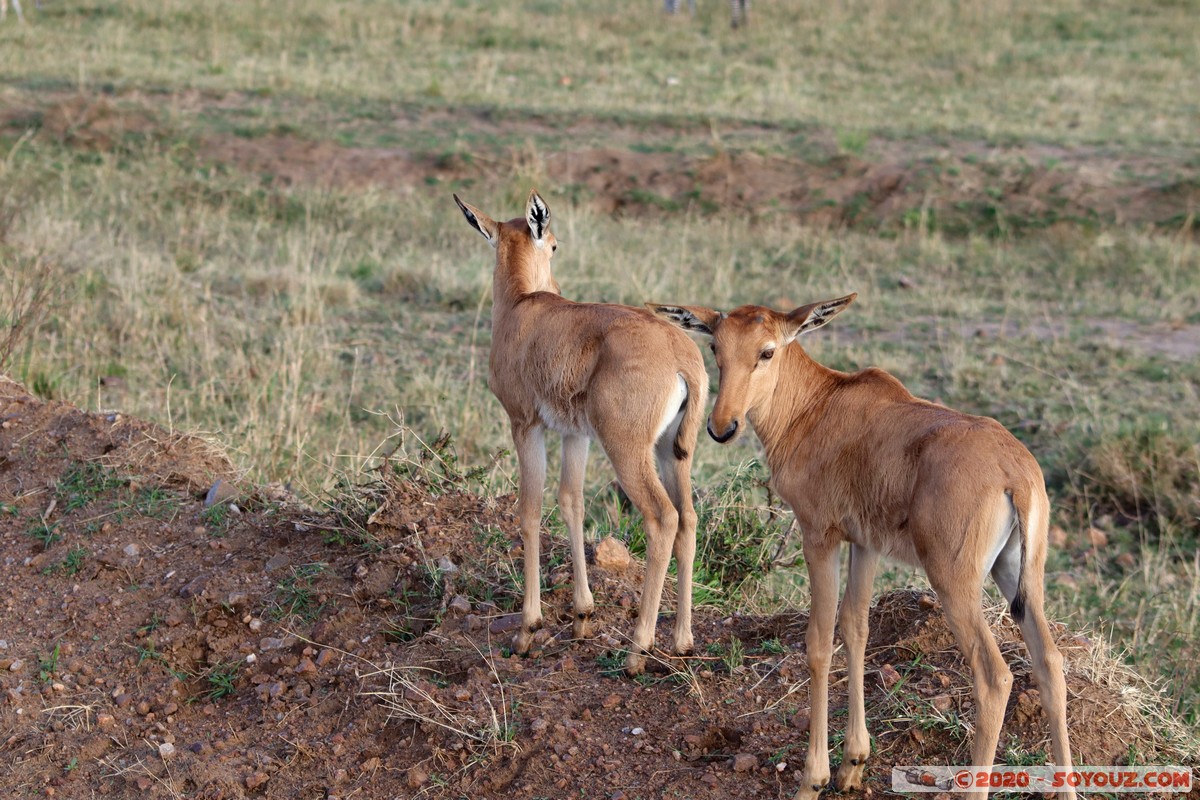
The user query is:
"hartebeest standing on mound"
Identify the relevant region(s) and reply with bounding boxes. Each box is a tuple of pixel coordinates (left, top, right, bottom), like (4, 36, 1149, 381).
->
(650, 293, 1074, 800)
(454, 189, 708, 675)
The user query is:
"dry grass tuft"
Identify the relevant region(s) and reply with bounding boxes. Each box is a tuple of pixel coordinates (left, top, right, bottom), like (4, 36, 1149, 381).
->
(359, 643, 522, 757)
(1069, 635, 1200, 764)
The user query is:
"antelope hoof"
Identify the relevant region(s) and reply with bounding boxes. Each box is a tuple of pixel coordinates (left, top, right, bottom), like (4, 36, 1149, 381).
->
(512, 620, 542, 655)
(791, 780, 828, 800)
(836, 758, 866, 791)
(572, 611, 594, 640)
(672, 634, 695, 657)
(624, 649, 647, 676)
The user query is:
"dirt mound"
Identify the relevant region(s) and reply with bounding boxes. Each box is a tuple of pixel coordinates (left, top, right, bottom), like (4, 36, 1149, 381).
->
(38, 94, 160, 152)
(5, 89, 1194, 234)
(0, 375, 238, 495)
(201, 134, 1195, 234)
(0, 379, 1193, 798)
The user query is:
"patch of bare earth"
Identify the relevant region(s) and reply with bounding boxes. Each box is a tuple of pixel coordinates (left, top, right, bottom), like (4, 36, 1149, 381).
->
(0, 377, 1193, 798)
(3, 90, 1196, 233)
(201, 135, 1196, 234)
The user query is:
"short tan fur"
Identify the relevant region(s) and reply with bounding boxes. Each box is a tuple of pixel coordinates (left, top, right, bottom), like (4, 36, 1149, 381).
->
(651, 293, 1074, 800)
(455, 189, 708, 675)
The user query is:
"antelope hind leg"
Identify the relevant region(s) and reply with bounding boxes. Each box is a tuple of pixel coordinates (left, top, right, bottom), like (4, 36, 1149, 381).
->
(512, 426, 548, 654)
(560, 434, 595, 640)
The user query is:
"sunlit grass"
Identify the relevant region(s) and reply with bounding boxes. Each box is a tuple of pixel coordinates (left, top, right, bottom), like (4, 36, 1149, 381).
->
(1, 0, 1197, 146)
(0, 0, 1196, 724)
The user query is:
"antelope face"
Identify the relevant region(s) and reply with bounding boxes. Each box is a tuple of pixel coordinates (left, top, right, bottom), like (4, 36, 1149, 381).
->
(648, 293, 858, 444)
(705, 308, 789, 442)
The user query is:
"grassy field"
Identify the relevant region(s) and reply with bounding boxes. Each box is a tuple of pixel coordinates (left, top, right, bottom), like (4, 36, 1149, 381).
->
(2, 0, 1198, 726)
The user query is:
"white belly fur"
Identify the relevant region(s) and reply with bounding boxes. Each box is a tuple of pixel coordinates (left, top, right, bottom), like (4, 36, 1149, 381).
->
(537, 400, 594, 438)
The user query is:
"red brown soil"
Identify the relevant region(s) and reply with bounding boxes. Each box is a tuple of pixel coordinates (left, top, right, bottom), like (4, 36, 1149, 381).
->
(0, 376, 1191, 799)
(197, 132, 1196, 233)
(3, 90, 1196, 235)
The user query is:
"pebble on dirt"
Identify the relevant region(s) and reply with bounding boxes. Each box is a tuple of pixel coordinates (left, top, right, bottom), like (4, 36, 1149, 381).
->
(732, 753, 757, 772)
(204, 478, 238, 508)
(594, 536, 633, 572)
(448, 595, 472, 616)
(879, 663, 902, 690)
(407, 766, 430, 788)
(264, 554, 290, 573)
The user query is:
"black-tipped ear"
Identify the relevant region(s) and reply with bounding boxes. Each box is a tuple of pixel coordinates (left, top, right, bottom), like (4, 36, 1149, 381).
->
(783, 292, 857, 341)
(647, 303, 722, 336)
(454, 194, 500, 248)
(526, 189, 551, 245)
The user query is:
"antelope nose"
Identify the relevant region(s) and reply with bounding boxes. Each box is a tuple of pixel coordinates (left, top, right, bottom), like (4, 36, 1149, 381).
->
(707, 418, 738, 443)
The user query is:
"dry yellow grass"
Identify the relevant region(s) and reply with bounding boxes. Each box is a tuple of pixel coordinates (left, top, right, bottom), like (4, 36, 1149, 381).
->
(1, 0, 1197, 723)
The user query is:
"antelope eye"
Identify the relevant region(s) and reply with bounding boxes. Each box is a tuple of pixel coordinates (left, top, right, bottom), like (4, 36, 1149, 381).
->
(760, 348, 775, 361)
(552, 243, 558, 252)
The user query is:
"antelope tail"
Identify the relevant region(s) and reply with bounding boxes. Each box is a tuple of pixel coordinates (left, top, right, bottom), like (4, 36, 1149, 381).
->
(672, 369, 708, 461)
(1009, 491, 1030, 624)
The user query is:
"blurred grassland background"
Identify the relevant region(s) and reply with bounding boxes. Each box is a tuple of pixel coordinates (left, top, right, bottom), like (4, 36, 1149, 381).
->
(1, 0, 1198, 724)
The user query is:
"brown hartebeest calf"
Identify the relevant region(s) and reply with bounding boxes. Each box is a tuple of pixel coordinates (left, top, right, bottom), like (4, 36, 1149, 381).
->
(455, 189, 708, 675)
(650, 293, 1074, 800)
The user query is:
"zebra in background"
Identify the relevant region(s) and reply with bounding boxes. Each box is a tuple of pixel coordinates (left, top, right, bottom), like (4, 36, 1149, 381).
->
(1, 0, 41, 23)
(664, 0, 749, 28)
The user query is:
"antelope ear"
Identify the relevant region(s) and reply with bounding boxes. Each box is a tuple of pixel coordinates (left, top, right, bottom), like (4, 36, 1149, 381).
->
(454, 194, 500, 248)
(782, 293, 857, 341)
(646, 303, 722, 336)
(526, 188, 551, 248)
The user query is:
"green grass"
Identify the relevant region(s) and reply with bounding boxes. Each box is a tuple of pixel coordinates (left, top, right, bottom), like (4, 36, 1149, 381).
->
(38, 643, 60, 683)
(0, 0, 1197, 725)
(26, 520, 61, 549)
(201, 661, 240, 701)
(46, 545, 88, 576)
(55, 461, 124, 512)
(595, 649, 630, 679)
(270, 563, 328, 622)
(128, 486, 177, 519)
(200, 503, 231, 534)
(1, 1, 1196, 147)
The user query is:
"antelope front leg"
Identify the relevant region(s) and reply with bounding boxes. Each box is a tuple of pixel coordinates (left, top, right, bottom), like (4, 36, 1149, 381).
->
(512, 425, 548, 655)
(795, 537, 840, 800)
(559, 434, 595, 640)
(835, 544, 879, 791)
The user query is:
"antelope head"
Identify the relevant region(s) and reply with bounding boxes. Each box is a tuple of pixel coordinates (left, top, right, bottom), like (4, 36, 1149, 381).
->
(454, 188, 559, 295)
(650, 293, 856, 442)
